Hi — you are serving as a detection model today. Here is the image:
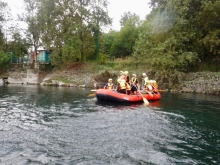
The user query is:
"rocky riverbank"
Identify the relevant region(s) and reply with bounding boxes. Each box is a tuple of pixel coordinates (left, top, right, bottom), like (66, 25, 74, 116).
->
(39, 70, 220, 95)
(1, 65, 220, 95)
(180, 72, 220, 95)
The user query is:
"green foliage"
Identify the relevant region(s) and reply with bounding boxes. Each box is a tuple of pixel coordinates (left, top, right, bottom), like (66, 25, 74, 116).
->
(133, 0, 216, 73)
(101, 31, 118, 59)
(60, 29, 86, 64)
(132, 0, 213, 85)
(30, 0, 111, 66)
(0, 1, 8, 25)
(54, 77, 72, 84)
(195, 60, 220, 72)
(0, 50, 10, 70)
(7, 33, 28, 57)
(23, 0, 42, 56)
(152, 69, 186, 89)
(111, 16, 140, 58)
(0, 29, 5, 50)
(119, 12, 141, 27)
(0, 1, 8, 51)
(197, 1, 220, 60)
(94, 70, 117, 83)
(99, 53, 108, 64)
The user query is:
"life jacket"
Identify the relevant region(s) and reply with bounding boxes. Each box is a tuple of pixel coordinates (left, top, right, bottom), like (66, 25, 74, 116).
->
(118, 79, 126, 90)
(143, 77, 149, 86)
(153, 83, 158, 92)
(131, 77, 138, 86)
(146, 85, 154, 92)
(119, 75, 126, 80)
(126, 83, 131, 91)
(106, 83, 114, 89)
(125, 76, 129, 83)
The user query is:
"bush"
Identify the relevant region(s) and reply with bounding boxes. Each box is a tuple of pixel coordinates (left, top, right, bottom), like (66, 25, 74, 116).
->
(0, 50, 10, 70)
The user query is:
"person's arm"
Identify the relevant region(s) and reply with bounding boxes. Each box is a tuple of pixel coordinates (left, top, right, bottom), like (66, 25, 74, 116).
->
(104, 83, 107, 89)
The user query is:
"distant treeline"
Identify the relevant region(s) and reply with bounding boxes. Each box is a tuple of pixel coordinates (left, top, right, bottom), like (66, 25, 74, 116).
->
(0, 0, 220, 74)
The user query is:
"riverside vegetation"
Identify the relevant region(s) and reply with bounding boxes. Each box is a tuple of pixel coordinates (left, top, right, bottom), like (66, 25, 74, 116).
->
(38, 61, 220, 95)
(0, 0, 220, 95)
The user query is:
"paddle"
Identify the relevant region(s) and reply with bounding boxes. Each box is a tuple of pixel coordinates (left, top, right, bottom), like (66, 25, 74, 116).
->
(88, 93, 96, 97)
(133, 85, 149, 105)
(88, 89, 97, 97)
(158, 89, 166, 92)
(138, 89, 149, 105)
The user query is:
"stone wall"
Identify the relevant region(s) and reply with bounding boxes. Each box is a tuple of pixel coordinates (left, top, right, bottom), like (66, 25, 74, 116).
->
(180, 72, 220, 95)
(7, 69, 39, 84)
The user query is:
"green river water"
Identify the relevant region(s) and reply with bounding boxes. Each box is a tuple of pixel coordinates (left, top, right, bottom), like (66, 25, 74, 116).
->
(0, 84, 220, 165)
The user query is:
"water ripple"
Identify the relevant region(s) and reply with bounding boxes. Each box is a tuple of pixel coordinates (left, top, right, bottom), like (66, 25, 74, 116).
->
(0, 86, 220, 164)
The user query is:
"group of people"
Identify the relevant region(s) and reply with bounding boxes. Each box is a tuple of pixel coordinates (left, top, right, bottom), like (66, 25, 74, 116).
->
(104, 71, 158, 95)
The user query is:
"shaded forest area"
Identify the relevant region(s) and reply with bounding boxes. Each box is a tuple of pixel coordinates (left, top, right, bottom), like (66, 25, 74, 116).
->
(0, 0, 220, 86)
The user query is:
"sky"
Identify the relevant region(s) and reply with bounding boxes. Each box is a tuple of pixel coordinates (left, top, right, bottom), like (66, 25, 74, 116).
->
(3, 0, 152, 31)
(108, 0, 152, 30)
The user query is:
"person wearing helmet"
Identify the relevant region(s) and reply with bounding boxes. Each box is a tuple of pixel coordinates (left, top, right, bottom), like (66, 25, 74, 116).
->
(142, 73, 149, 89)
(118, 71, 125, 80)
(104, 78, 114, 89)
(124, 71, 130, 83)
(130, 74, 139, 94)
(123, 71, 132, 94)
(116, 78, 126, 94)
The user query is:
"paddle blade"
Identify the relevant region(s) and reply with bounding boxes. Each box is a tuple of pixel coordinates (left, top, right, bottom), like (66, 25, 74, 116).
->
(143, 97, 149, 105)
(88, 93, 96, 97)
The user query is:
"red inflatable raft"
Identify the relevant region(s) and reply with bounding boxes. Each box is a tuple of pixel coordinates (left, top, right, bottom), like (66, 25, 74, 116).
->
(96, 89, 161, 103)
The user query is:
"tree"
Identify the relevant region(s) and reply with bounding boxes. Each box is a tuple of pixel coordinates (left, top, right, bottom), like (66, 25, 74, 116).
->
(0, 50, 10, 71)
(7, 32, 28, 58)
(133, 0, 202, 72)
(120, 12, 141, 27)
(0, 1, 10, 51)
(110, 14, 140, 58)
(101, 30, 118, 59)
(132, 0, 210, 86)
(22, 0, 42, 62)
(197, 0, 220, 61)
(89, 0, 111, 62)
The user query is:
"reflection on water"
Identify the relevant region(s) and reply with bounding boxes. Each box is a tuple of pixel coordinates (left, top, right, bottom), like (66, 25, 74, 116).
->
(0, 85, 220, 165)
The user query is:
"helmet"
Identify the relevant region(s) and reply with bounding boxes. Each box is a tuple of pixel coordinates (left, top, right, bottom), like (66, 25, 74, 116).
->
(142, 73, 146, 77)
(108, 78, 112, 82)
(124, 71, 128, 75)
(132, 74, 136, 77)
(120, 71, 123, 73)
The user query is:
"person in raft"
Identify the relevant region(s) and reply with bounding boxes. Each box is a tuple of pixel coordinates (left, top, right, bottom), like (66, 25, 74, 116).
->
(142, 73, 156, 93)
(124, 71, 132, 94)
(142, 73, 149, 89)
(118, 71, 125, 80)
(116, 78, 127, 94)
(130, 74, 139, 94)
(124, 71, 130, 83)
(104, 78, 114, 90)
(146, 81, 158, 93)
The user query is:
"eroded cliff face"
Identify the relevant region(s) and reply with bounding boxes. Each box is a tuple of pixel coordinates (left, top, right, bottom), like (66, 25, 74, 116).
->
(180, 72, 220, 95)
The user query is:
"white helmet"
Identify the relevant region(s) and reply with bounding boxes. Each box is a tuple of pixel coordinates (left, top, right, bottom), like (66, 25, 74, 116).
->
(132, 74, 136, 77)
(124, 71, 128, 75)
(142, 73, 146, 77)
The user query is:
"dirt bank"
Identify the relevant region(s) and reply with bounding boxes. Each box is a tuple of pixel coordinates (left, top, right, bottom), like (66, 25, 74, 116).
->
(40, 64, 220, 95)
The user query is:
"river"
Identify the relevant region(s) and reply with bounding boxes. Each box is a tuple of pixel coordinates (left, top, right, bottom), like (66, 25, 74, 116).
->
(0, 84, 220, 165)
